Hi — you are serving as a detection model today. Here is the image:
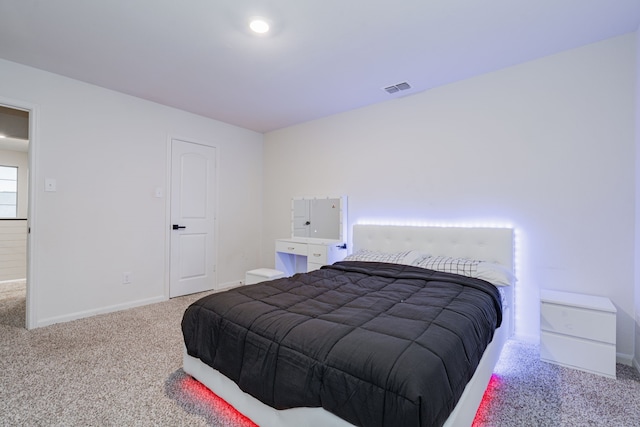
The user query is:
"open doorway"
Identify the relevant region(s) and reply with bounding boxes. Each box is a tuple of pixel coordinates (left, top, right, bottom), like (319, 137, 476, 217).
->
(0, 105, 29, 328)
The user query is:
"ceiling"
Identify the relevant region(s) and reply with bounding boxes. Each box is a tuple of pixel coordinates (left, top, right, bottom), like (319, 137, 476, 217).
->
(0, 1, 638, 133)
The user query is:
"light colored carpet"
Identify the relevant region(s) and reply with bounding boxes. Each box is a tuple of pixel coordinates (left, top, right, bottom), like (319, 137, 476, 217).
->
(0, 289, 252, 427)
(1, 287, 639, 426)
(0, 280, 26, 328)
(475, 340, 640, 426)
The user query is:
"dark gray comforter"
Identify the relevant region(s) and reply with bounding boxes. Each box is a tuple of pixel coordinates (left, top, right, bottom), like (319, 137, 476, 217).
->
(182, 261, 502, 427)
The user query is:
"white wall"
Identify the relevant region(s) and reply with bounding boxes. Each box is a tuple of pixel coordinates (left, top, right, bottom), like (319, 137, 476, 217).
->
(0, 219, 27, 281)
(635, 27, 640, 372)
(0, 58, 264, 327)
(264, 34, 637, 358)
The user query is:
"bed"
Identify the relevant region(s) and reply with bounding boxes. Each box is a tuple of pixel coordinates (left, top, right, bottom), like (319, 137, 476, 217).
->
(182, 224, 515, 427)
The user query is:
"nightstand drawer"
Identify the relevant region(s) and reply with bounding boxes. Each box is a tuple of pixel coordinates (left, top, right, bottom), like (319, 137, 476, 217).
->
(541, 302, 615, 344)
(540, 331, 616, 378)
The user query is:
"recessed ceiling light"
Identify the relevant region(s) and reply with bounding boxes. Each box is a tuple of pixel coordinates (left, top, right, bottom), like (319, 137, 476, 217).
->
(249, 18, 270, 34)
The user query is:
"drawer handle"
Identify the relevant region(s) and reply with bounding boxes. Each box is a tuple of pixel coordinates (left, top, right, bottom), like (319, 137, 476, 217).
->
(312, 253, 321, 257)
(287, 247, 295, 250)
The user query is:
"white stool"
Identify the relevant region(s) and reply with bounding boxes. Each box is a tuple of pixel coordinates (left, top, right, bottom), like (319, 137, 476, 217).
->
(245, 268, 285, 285)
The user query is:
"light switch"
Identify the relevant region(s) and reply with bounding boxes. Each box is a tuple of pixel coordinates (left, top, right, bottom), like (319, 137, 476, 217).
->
(45, 178, 57, 192)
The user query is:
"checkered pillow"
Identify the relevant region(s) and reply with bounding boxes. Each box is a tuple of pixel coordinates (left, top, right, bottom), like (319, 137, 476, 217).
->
(344, 249, 422, 265)
(415, 255, 480, 277)
(415, 256, 515, 286)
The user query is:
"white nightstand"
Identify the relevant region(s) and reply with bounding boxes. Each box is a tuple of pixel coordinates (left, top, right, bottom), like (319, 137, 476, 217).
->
(540, 289, 616, 378)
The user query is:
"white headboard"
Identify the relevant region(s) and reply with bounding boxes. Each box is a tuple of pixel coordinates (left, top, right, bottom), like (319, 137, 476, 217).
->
(353, 224, 514, 270)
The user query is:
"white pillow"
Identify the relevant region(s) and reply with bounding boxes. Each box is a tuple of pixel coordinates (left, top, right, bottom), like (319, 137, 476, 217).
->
(414, 255, 515, 287)
(344, 249, 424, 265)
(476, 261, 516, 287)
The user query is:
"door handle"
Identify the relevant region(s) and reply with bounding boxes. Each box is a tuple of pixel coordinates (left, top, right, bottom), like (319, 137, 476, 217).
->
(172, 224, 186, 230)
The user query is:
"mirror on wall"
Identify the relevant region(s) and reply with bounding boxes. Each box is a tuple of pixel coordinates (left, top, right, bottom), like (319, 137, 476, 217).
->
(291, 196, 347, 242)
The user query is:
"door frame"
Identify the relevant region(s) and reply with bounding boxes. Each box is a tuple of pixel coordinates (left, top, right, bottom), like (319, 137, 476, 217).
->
(164, 135, 219, 298)
(0, 96, 38, 329)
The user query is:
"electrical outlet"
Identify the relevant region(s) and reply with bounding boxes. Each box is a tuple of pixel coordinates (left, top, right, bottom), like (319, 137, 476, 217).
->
(122, 272, 133, 284)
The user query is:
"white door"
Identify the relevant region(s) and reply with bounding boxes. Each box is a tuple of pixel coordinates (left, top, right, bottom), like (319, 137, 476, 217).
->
(169, 139, 217, 297)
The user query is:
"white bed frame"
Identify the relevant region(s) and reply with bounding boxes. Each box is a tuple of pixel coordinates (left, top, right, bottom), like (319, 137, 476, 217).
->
(183, 225, 514, 427)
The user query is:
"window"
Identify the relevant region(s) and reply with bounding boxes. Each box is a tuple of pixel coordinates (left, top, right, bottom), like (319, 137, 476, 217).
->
(0, 165, 17, 218)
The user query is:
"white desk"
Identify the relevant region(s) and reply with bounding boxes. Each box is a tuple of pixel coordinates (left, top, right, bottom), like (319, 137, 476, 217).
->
(275, 239, 347, 276)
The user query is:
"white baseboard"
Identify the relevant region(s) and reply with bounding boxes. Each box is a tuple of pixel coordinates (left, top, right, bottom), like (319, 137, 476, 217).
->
(36, 295, 167, 328)
(218, 280, 244, 290)
(0, 278, 26, 284)
(616, 352, 634, 367)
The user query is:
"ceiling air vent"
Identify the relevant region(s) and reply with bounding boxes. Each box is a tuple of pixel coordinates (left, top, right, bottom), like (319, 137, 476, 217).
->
(383, 81, 411, 94)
